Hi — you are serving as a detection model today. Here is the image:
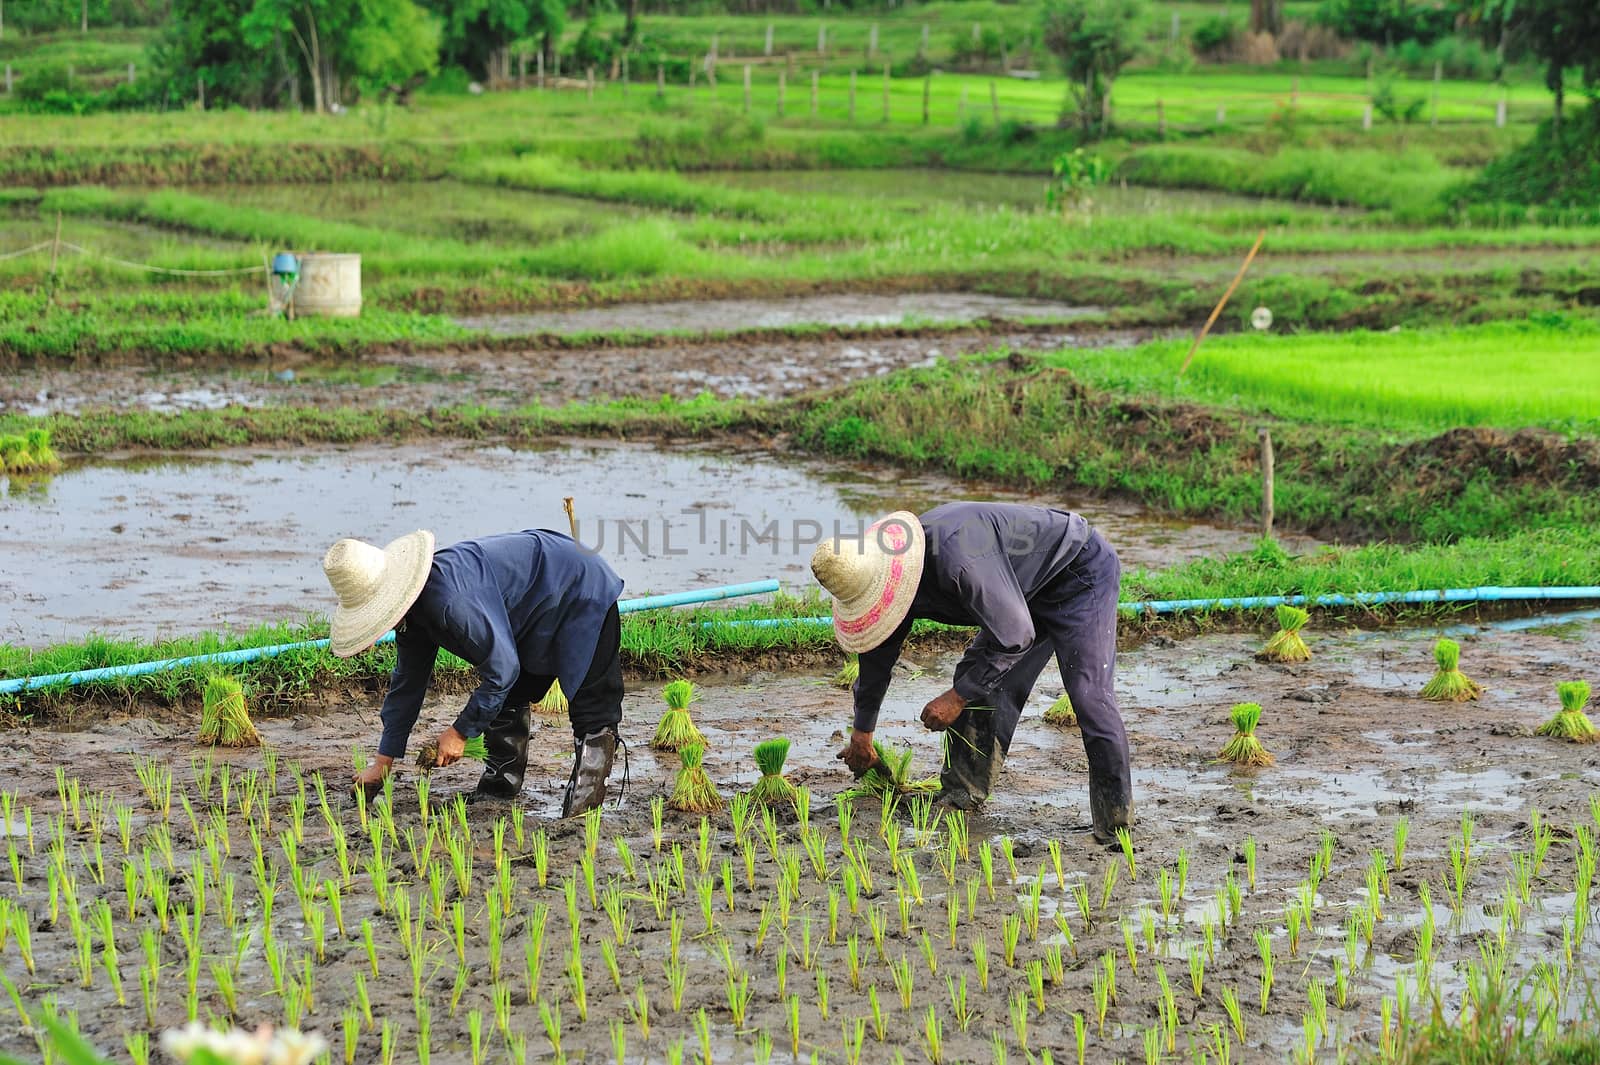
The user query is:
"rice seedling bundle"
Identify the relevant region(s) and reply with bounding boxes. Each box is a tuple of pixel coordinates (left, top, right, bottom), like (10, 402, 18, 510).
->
(24, 429, 60, 472)
(535, 679, 569, 716)
(1258, 605, 1311, 663)
(651, 679, 706, 752)
(196, 675, 261, 748)
(0, 435, 31, 474)
(415, 736, 490, 769)
(1217, 703, 1274, 767)
(1535, 681, 1597, 743)
(750, 737, 799, 807)
(669, 743, 723, 813)
(846, 742, 938, 800)
(1043, 692, 1077, 727)
(1419, 638, 1482, 702)
(834, 656, 860, 689)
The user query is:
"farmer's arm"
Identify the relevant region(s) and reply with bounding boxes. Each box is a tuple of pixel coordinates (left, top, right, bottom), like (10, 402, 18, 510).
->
(376, 625, 439, 759)
(440, 597, 522, 742)
(839, 619, 913, 773)
(948, 556, 1036, 703)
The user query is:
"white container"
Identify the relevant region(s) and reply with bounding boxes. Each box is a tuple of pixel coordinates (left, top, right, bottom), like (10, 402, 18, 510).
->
(294, 253, 362, 318)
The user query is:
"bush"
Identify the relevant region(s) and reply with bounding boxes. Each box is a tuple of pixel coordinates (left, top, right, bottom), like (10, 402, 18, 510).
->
(1464, 103, 1600, 207)
(570, 19, 616, 75)
(1315, 0, 1453, 46)
(1189, 15, 1240, 59)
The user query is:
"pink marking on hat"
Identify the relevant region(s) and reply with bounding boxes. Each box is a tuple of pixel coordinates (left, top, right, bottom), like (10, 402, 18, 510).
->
(836, 556, 906, 636)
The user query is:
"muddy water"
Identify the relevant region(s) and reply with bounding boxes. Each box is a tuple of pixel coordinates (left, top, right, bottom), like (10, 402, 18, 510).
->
(4, 616, 1596, 1062)
(3, 328, 1154, 416)
(454, 292, 1102, 336)
(0, 439, 1309, 644)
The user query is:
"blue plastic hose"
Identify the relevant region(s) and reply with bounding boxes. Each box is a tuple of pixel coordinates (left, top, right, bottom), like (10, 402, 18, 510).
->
(0, 579, 781, 695)
(701, 585, 1600, 631)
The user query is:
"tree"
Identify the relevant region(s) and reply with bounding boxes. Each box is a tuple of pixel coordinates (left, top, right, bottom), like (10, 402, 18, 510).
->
(1250, 0, 1282, 36)
(150, 0, 289, 109)
(1459, 0, 1600, 131)
(432, 0, 534, 82)
(243, 0, 437, 111)
(1040, 0, 1144, 136)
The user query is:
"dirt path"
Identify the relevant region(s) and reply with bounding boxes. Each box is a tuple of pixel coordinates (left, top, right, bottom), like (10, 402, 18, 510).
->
(3, 617, 1595, 1062)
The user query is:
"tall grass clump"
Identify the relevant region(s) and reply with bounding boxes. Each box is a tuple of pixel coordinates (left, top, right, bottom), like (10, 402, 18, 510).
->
(196, 675, 261, 748)
(652, 680, 707, 752)
(1535, 681, 1597, 743)
(1420, 638, 1482, 702)
(1258, 605, 1311, 663)
(1217, 703, 1273, 767)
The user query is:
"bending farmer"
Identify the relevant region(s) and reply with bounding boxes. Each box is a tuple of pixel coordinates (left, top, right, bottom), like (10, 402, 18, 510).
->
(811, 502, 1133, 842)
(323, 529, 625, 816)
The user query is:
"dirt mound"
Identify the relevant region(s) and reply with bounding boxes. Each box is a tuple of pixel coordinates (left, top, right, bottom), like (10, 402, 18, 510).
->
(1396, 426, 1600, 491)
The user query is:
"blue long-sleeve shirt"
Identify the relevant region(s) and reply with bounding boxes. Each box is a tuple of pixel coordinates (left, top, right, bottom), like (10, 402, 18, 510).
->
(376, 530, 624, 758)
(852, 502, 1091, 733)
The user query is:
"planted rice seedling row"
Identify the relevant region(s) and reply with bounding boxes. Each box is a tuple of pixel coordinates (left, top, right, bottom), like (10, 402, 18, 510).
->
(3, 717, 1598, 1065)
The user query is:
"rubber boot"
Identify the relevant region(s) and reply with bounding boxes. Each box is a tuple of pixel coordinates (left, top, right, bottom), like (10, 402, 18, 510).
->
(475, 705, 533, 801)
(934, 710, 1004, 810)
(562, 728, 617, 817)
(1089, 771, 1134, 845)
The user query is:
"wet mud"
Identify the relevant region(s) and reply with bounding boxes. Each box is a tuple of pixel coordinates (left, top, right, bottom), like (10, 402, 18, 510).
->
(453, 293, 1103, 337)
(1, 329, 1154, 416)
(0, 439, 1312, 645)
(2, 617, 1597, 1062)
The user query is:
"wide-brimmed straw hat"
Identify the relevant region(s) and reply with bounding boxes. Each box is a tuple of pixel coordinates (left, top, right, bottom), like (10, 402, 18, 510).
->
(810, 511, 926, 654)
(322, 531, 436, 658)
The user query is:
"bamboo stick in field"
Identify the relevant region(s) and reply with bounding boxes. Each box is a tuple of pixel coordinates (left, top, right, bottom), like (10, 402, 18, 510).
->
(778, 71, 785, 117)
(1178, 229, 1266, 379)
(1259, 429, 1274, 539)
(811, 70, 818, 116)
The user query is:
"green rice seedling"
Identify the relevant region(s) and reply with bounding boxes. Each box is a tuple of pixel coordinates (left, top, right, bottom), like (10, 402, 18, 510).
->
(891, 953, 915, 1009)
(1537, 681, 1598, 742)
(1387, 815, 1410, 872)
(669, 744, 724, 813)
(1532, 809, 1554, 876)
(925, 1005, 946, 1065)
(1101, 861, 1120, 912)
(125, 1032, 151, 1065)
(539, 1001, 564, 1064)
(1000, 837, 1020, 884)
(1009, 991, 1029, 1055)
(629, 982, 651, 1043)
(1116, 827, 1137, 881)
(816, 967, 832, 1020)
(1053, 913, 1077, 959)
(802, 915, 818, 970)
(1073, 883, 1094, 931)
(652, 680, 707, 752)
(1421, 638, 1483, 701)
(834, 654, 860, 689)
(841, 1018, 867, 1065)
(466, 1010, 484, 1065)
(971, 933, 991, 991)
(775, 944, 789, 999)
(1286, 900, 1304, 957)
(919, 930, 938, 976)
(1003, 913, 1024, 968)
(1218, 704, 1274, 766)
(1242, 837, 1257, 890)
(1257, 929, 1275, 1013)
(1045, 943, 1066, 986)
(1141, 905, 1159, 958)
(947, 973, 973, 1031)
(1222, 985, 1245, 1042)
(1043, 690, 1077, 727)
(1158, 868, 1175, 920)
(600, 938, 622, 992)
(1121, 919, 1139, 976)
(787, 995, 802, 1058)
(897, 892, 916, 937)
(1259, 604, 1312, 663)
(1092, 963, 1110, 1033)
(25, 429, 60, 471)
(1027, 959, 1047, 1015)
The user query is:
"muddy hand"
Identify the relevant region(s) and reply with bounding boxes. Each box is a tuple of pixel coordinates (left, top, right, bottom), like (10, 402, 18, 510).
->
(352, 759, 391, 801)
(920, 689, 967, 732)
(837, 729, 879, 778)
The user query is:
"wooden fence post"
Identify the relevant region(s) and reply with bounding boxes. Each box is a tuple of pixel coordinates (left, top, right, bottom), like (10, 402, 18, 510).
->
(1430, 59, 1441, 126)
(1291, 76, 1299, 107)
(586, 67, 595, 101)
(959, 85, 967, 122)
(536, 50, 544, 87)
(817, 23, 826, 56)
(657, 63, 664, 97)
(1495, 96, 1506, 128)
(777, 71, 785, 116)
(743, 64, 752, 112)
(848, 70, 856, 121)
(1362, 102, 1372, 131)
(765, 23, 774, 57)
(920, 24, 929, 58)
(1259, 429, 1275, 539)
(881, 63, 890, 123)
(811, 70, 819, 116)
(4, 65, 11, 93)
(621, 52, 628, 94)
(922, 74, 930, 125)
(1216, 103, 1225, 125)
(989, 80, 999, 123)
(1157, 99, 1166, 137)
(197, 75, 204, 109)
(869, 22, 878, 58)
(128, 62, 135, 84)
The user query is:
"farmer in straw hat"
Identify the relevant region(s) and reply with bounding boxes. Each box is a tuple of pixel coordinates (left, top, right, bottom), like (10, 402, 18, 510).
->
(811, 503, 1133, 842)
(323, 529, 625, 816)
